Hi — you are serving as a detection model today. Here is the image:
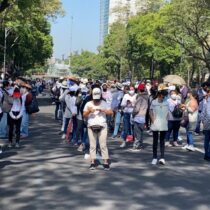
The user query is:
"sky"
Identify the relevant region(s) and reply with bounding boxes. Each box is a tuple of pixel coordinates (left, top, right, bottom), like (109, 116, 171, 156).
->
(51, 0, 100, 59)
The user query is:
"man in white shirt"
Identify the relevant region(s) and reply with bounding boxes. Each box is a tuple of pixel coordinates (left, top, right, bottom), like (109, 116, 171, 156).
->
(83, 87, 113, 170)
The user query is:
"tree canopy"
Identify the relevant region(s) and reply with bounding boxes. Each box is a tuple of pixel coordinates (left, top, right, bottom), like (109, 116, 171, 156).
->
(0, 0, 63, 77)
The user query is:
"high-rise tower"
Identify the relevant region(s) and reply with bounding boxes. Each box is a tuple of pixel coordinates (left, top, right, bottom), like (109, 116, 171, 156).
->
(99, 0, 110, 45)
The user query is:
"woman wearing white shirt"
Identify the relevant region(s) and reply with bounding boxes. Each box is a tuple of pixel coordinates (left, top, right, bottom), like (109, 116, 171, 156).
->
(150, 84, 169, 165)
(8, 87, 24, 148)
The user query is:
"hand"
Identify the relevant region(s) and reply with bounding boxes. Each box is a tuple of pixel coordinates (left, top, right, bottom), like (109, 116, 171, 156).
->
(88, 107, 95, 114)
(100, 109, 106, 114)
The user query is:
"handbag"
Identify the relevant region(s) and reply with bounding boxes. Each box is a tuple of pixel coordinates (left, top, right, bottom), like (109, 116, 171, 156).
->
(172, 105, 183, 118)
(180, 111, 189, 128)
(90, 125, 103, 133)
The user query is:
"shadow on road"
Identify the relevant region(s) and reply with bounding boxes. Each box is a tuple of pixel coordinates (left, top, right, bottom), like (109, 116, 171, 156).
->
(0, 102, 210, 210)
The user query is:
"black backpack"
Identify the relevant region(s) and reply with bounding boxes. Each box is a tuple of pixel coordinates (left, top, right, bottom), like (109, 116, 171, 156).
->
(172, 105, 183, 118)
(26, 96, 39, 114)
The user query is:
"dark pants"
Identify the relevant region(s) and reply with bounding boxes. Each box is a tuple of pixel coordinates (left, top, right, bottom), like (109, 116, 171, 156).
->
(8, 113, 22, 144)
(133, 122, 144, 148)
(55, 101, 60, 120)
(153, 131, 166, 159)
(165, 120, 181, 142)
(204, 130, 210, 158)
(76, 119, 84, 142)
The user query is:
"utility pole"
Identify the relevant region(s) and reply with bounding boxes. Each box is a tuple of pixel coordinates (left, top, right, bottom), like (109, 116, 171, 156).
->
(69, 16, 73, 68)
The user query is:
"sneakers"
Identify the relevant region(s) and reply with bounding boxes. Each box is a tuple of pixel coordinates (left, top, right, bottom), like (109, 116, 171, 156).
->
(178, 136, 183, 141)
(120, 142, 126, 148)
(89, 163, 96, 170)
(186, 145, 195, 152)
(194, 132, 200, 136)
(130, 147, 142, 152)
(204, 155, 210, 161)
(159, 159, 166, 165)
(151, 158, 166, 165)
(8, 143, 12, 148)
(172, 141, 179, 147)
(182, 144, 189, 150)
(84, 153, 90, 160)
(15, 143, 20, 148)
(165, 142, 173, 147)
(111, 135, 117, 140)
(61, 134, 66, 139)
(151, 159, 158, 165)
(147, 130, 153, 136)
(103, 164, 110, 171)
(77, 144, 85, 152)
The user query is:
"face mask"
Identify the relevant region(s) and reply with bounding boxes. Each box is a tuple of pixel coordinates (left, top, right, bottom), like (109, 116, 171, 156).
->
(20, 87, 27, 94)
(93, 99, 100, 103)
(129, 90, 135, 95)
(171, 94, 177, 100)
(110, 88, 116, 93)
(103, 88, 107, 92)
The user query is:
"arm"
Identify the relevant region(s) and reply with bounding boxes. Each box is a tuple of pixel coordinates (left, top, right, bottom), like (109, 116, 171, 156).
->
(149, 110, 155, 123)
(120, 95, 127, 107)
(101, 109, 113, 116)
(83, 107, 95, 118)
(59, 89, 68, 102)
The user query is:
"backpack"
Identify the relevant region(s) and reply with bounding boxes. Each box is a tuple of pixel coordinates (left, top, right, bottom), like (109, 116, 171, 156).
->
(1, 89, 13, 113)
(26, 95, 39, 114)
(172, 105, 183, 118)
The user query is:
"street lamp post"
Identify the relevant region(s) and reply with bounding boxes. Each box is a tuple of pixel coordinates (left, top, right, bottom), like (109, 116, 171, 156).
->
(69, 16, 73, 69)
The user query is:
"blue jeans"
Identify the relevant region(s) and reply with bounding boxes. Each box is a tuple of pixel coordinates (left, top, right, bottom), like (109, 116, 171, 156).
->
(113, 111, 121, 136)
(64, 118, 70, 134)
(165, 121, 181, 142)
(122, 113, 132, 141)
(186, 129, 194, 145)
(21, 111, 29, 137)
(195, 112, 202, 133)
(204, 130, 210, 157)
(0, 113, 8, 138)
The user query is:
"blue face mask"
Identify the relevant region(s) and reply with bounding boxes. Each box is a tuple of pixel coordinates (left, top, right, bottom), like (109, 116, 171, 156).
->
(69, 80, 75, 86)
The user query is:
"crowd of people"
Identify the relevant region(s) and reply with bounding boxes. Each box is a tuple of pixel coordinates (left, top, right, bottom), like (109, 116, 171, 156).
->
(0, 78, 40, 150)
(51, 77, 210, 170)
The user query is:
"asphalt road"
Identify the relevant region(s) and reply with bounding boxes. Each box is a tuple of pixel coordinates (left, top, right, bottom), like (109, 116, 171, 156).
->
(0, 95, 210, 210)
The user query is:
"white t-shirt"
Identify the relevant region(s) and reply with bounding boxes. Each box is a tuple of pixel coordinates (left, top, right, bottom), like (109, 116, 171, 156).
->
(84, 100, 109, 128)
(150, 99, 169, 131)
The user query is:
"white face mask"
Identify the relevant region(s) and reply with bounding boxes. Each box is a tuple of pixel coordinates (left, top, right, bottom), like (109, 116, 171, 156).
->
(129, 90, 135, 95)
(171, 94, 177, 100)
(20, 87, 27, 94)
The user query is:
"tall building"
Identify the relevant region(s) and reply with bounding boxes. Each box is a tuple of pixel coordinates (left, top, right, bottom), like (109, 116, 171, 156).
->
(99, 0, 110, 45)
(100, 0, 147, 45)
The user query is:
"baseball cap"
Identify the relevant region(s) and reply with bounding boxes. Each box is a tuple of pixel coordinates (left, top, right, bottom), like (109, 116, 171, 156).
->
(138, 83, 145, 91)
(92, 88, 101, 99)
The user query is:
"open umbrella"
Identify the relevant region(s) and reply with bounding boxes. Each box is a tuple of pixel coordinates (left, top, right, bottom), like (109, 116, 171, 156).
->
(163, 75, 186, 86)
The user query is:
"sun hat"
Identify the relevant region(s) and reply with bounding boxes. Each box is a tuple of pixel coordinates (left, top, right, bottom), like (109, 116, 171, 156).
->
(116, 83, 123, 90)
(21, 83, 32, 90)
(92, 88, 101, 100)
(158, 83, 168, 91)
(61, 80, 68, 89)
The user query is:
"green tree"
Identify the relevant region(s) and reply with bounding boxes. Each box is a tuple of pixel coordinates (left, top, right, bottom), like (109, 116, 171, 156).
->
(0, 0, 63, 76)
(162, 0, 210, 74)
